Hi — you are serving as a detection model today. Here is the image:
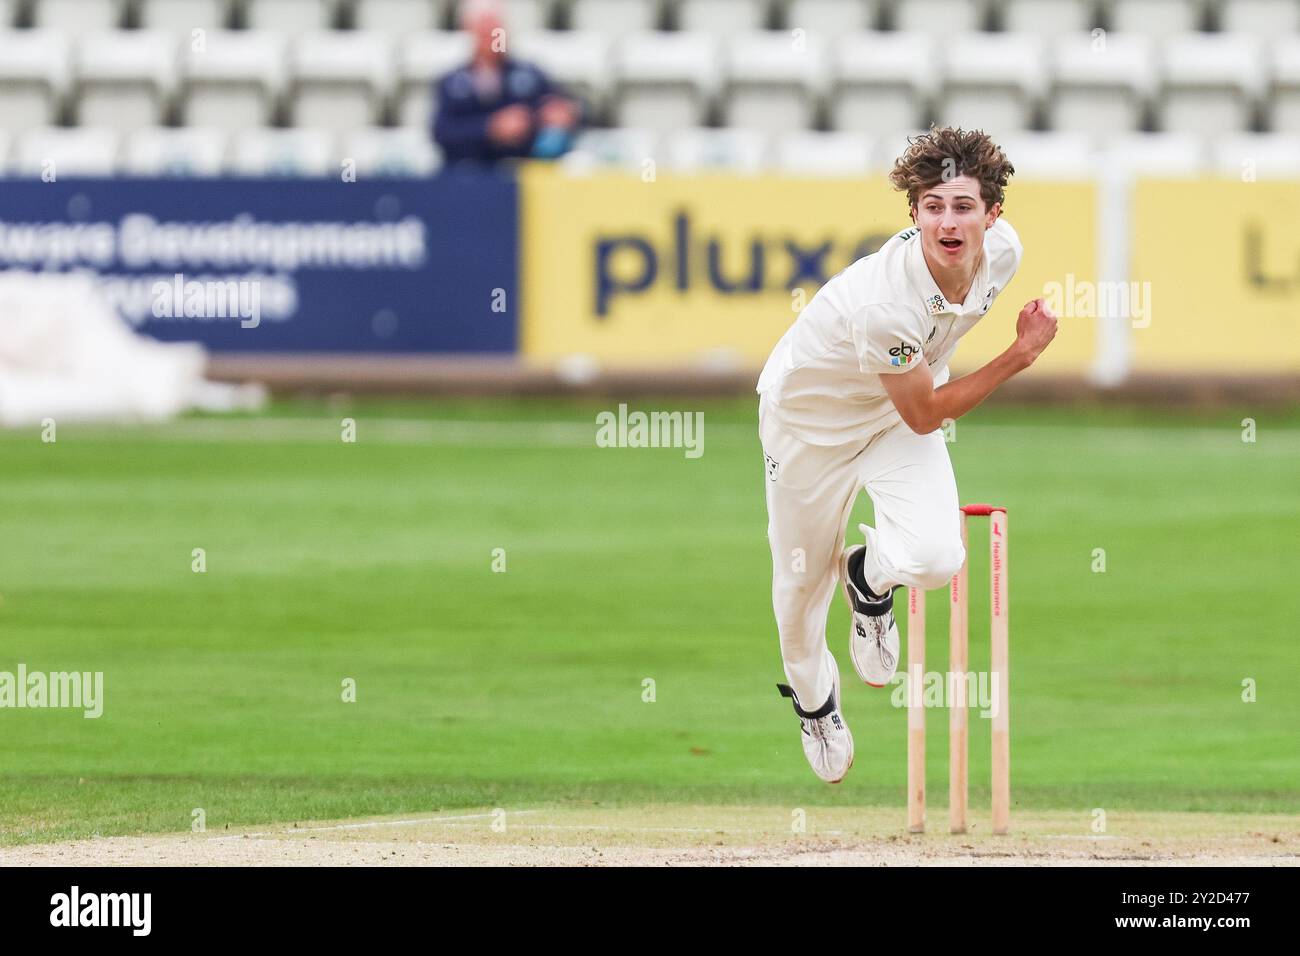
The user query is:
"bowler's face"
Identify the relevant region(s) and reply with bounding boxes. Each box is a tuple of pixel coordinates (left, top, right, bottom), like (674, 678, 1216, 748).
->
(912, 175, 999, 273)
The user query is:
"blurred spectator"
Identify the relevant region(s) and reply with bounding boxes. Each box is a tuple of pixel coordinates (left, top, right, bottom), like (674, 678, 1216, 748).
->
(433, 0, 583, 165)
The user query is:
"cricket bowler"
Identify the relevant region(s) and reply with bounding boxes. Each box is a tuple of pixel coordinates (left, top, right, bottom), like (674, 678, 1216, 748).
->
(758, 127, 1058, 782)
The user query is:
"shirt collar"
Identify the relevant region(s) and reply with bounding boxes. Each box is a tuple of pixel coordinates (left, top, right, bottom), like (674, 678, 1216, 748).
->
(905, 230, 991, 317)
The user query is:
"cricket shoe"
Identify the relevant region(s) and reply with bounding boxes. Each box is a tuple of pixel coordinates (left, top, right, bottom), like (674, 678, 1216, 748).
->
(839, 537, 901, 688)
(776, 654, 853, 784)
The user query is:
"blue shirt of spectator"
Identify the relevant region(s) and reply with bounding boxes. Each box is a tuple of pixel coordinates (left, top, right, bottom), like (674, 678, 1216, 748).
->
(433, 58, 580, 165)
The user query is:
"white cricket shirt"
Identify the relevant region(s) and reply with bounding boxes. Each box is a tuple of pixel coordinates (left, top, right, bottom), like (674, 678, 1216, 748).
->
(756, 218, 1023, 445)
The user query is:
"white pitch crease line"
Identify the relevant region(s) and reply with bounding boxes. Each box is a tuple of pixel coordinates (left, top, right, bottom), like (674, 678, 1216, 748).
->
(215, 817, 851, 840)
(350, 822, 850, 836)
(1041, 834, 1119, 840)
(520, 824, 851, 836)
(424, 823, 762, 834)
(217, 810, 539, 839)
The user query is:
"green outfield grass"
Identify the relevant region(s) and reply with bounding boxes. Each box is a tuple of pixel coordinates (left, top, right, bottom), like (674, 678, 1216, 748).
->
(1, 398, 1297, 845)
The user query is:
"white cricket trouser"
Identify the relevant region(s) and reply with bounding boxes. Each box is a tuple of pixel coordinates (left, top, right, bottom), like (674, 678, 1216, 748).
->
(760, 398, 966, 710)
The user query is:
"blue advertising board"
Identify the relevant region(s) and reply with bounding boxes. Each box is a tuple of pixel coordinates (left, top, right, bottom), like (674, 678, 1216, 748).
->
(0, 171, 518, 353)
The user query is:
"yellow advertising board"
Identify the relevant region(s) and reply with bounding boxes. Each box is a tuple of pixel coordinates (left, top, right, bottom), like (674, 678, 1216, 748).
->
(520, 165, 1098, 373)
(1132, 180, 1300, 372)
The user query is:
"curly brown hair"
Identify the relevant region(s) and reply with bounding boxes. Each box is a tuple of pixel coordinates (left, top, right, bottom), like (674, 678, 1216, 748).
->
(888, 127, 1015, 212)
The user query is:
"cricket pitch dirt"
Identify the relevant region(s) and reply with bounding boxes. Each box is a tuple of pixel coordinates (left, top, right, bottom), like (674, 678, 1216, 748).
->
(3, 805, 1297, 866)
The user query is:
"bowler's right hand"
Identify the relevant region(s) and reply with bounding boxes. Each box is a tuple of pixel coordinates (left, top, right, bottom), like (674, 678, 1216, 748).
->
(1014, 298, 1058, 366)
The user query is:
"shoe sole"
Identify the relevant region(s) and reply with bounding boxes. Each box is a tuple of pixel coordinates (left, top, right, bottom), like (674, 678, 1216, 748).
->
(839, 547, 887, 688)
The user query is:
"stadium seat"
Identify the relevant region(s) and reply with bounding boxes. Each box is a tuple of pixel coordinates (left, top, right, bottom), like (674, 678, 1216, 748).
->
(723, 30, 828, 132)
(1216, 0, 1300, 36)
(501, 0, 554, 32)
(676, 0, 770, 33)
(1097, 130, 1206, 174)
(937, 33, 1044, 133)
(1105, 0, 1203, 34)
(290, 31, 395, 130)
(995, 130, 1096, 177)
(1157, 33, 1262, 135)
(397, 31, 472, 128)
(771, 129, 874, 174)
(242, 0, 336, 30)
(570, 0, 662, 34)
(138, 0, 233, 29)
(563, 126, 660, 172)
(785, 0, 878, 34)
(1048, 33, 1154, 136)
(891, 0, 986, 33)
(660, 126, 768, 172)
(1210, 133, 1300, 178)
(74, 31, 179, 132)
(512, 31, 612, 118)
(352, 0, 443, 32)
(342, 126, 442, 175)
(613, 31, 720, 131)
(14, 126, 120, 176)
(0, 31, 71, 132)
(180, 30, 287, 129)
(997, 0, 1097, 35)
(31, 0, 128, 34)
(402, 0, 553, 32)
(830, 31, 933, 135)
(1271, 37, 1300, 132)
(121, 127, 229, 176)
(228, 127, 337, 175)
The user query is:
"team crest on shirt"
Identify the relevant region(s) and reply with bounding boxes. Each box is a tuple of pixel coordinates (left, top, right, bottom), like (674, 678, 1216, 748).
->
(980, 286, 997, 315)
(927, 326, 937, 343)
(889, 341, 921, 367)
(926, 294, 946, 315)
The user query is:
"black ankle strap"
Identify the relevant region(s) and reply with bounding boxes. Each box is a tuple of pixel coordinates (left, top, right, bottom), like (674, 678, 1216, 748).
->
(777, 683, 836, 719)
(847, 549, 894, 616)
